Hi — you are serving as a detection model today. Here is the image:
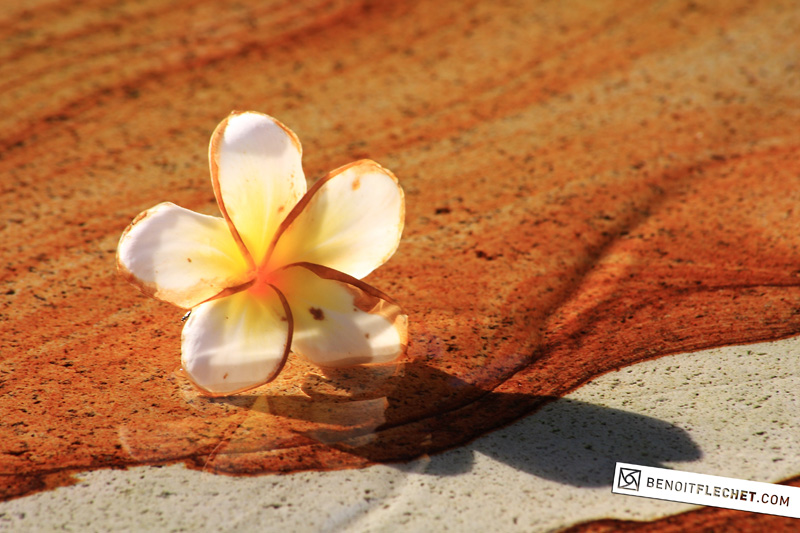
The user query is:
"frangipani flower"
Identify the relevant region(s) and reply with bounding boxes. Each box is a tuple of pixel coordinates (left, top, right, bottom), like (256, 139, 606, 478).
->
(117, 111, 407, 396)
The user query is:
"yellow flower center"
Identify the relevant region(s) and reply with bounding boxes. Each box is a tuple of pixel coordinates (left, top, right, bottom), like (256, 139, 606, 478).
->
(247, 261, 282, 298)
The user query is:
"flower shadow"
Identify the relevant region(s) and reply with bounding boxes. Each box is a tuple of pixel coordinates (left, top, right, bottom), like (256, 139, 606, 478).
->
(219, 362, 701, 487)
(420, 395, 703, 487)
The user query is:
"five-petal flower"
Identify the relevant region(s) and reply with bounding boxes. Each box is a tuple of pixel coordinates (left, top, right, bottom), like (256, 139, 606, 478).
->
(117, 111, 407, 395)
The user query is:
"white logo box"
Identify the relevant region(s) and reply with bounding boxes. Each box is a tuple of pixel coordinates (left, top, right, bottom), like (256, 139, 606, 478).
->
(613, 462, 800, 519)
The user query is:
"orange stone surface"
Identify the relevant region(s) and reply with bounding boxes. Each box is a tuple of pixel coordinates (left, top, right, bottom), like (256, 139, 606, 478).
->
(2, 0, 800, 528)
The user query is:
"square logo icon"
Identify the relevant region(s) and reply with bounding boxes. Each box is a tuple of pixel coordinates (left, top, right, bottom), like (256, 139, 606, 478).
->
(617, 468, 641, 491)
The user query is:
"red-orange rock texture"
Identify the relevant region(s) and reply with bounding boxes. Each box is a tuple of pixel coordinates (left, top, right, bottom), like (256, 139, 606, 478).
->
(2, 0, 800, 529)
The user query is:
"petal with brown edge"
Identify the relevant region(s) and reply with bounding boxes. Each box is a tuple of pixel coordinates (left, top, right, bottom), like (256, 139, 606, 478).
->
(268, 160, 404, 279)
(209, 111, 306, 267)
(117, 202, 252, 309)
(181, 288, 292, 396)
(277, 262, 407, 368)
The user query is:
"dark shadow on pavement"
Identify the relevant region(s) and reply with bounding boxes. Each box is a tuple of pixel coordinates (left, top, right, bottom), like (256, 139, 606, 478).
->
(222, 362, 701, 487)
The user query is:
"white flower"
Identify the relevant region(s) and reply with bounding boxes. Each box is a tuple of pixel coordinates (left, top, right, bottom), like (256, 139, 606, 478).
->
(117, 111, 407, 396)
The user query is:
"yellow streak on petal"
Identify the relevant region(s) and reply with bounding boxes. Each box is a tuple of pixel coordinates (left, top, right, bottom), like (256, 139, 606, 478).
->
(209, 111, 306, 268)
(267, 160, 404, 279)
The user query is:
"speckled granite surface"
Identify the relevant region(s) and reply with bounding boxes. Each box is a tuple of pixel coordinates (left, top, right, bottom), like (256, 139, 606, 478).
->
(2, 0, 800, 530)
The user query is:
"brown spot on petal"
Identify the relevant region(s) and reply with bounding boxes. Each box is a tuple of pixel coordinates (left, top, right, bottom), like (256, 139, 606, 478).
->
(309, 307, 325, 321)
(223, 373, 229, 380)
(351, 177, 361, 190)
(186, 257, 192, 263)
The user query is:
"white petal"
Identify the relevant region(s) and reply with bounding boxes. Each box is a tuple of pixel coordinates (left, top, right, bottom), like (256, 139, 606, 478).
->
(268, 160, 404, 279)
(181, 289, 292, 395)
(117, 202, 251, 309)
(210, 111, 306, 266)
(278, 263, 407, 367)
